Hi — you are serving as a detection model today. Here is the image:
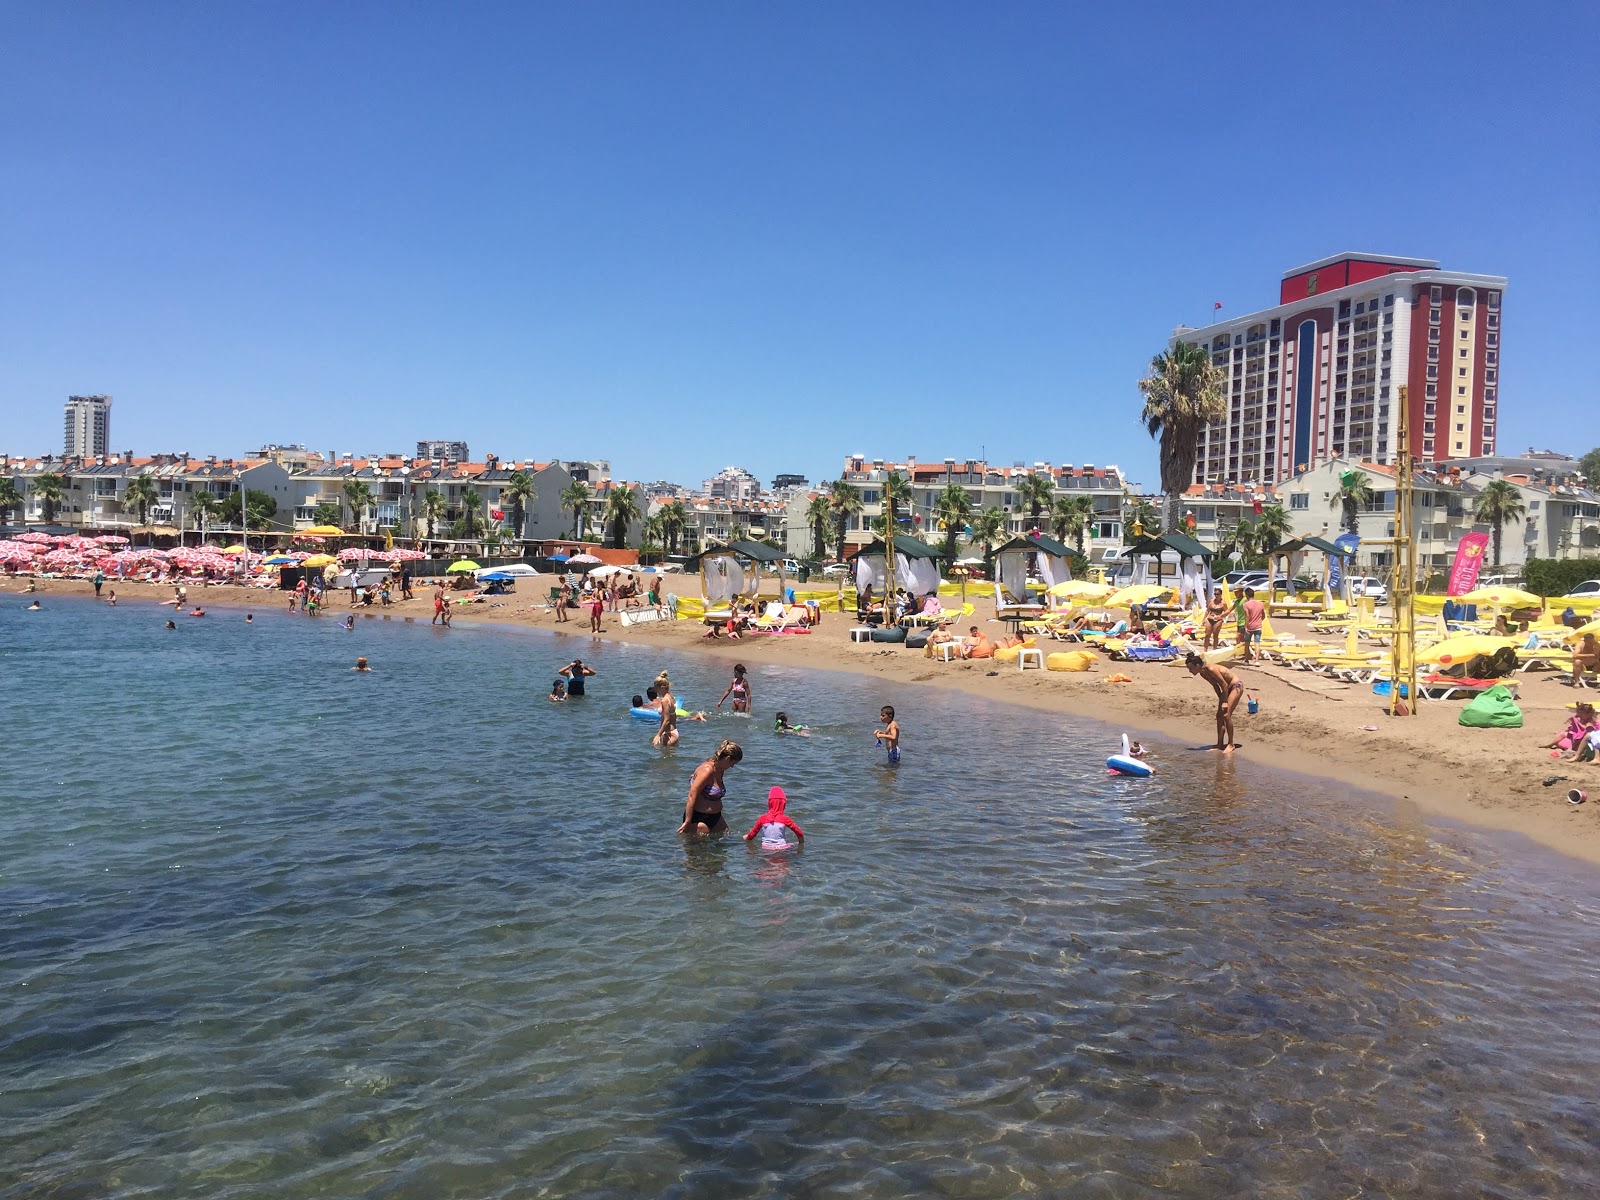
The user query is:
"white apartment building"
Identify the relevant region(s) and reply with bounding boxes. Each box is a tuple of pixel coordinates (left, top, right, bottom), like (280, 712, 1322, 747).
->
(63, 395, 112, 459)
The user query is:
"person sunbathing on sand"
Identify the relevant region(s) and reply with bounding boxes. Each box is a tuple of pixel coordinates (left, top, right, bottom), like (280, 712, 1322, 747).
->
(1187, 651, 1243, 752)
(959, 626, 994, 659)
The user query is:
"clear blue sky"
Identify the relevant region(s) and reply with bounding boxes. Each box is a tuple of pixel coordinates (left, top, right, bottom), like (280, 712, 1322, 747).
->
(2, 2, 1595, 488)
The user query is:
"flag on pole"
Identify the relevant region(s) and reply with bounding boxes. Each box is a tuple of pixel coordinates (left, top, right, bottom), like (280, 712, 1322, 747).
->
(1213, 301, 1223, 311)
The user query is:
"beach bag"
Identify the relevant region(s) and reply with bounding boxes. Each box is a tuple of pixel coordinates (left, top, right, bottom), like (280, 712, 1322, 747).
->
(1465, 646, 1518, 679)
(1459, 684, 1523, 729)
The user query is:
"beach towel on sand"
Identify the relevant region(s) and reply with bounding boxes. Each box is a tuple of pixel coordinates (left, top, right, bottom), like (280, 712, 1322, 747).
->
(1458, 684, 1523, 729)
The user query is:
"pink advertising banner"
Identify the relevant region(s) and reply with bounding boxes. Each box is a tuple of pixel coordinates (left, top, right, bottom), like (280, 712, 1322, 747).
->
(1447, 532, 1490, 596)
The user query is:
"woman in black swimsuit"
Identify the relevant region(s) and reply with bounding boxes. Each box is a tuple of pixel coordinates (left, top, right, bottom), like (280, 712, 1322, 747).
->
(678, 739, 743, 836)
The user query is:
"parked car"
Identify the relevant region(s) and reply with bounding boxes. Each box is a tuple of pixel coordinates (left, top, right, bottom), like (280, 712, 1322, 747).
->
(821, 562, 851, 578)
(1563, 579, 1600, 598)
(1349, 576, 1388, 603)
(1221, 570, 1268, 591)
(1269, 577, 1320, 596)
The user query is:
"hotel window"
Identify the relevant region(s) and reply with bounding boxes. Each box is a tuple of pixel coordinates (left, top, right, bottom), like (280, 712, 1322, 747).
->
(1460, 328, 1469, 339)
(1457, 386, 1467, 396)
(1487, 313, 1499, 328)
(1457, 404, 1466, 414)
(1290, 493, 1309, 510)
(1427, 365, 1438, 379)
(1459, 366, 1467, 377)
(1426, 382, 1437, 397)
(1483, 426, 1494, 440)
(1427, 345, 1438, 361)
(1485, 369, 1497, 383)
(1456, 423, 1464, 433)
(1488, 291, 1500, 309)
(1460, 347, 1469, 358)
(1384, 293, 1394, 306)
(1423, 439, 1435, 453)
(1458, 287, 1475, 306)
(1430, 285, 1442, 302)
(1429, 327, 1440, 343)
(1429, 307, 1440, 326)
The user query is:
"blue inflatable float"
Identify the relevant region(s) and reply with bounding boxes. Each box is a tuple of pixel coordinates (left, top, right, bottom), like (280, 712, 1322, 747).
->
(1107, 733, 1153, 777)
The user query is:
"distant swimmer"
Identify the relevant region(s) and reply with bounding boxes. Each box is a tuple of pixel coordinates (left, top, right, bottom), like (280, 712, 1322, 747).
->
(245, 613, 253, 623)
(550, 678, 568, 702)
(26, 600, 41, 610)
(189, 607, 206, 617)
(165, 620, 177, 629)
(743, 786, 804, 850)
(1186, 652, 1243, 753)
(341, 614, 355, 631)
(874, 705, 900, 763)
(353, 657, 372, 672)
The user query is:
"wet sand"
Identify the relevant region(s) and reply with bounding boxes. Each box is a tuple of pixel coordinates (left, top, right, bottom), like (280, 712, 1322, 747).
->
(18, 573, 1600, 865)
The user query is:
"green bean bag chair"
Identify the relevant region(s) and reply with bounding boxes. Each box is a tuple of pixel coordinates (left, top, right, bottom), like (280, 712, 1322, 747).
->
(869, 625, 908, 644)
(1458, 683, 1523, 728)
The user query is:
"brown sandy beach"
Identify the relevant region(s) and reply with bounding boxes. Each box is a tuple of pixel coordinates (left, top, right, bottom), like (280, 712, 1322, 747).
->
(15, 572, 1600, 865)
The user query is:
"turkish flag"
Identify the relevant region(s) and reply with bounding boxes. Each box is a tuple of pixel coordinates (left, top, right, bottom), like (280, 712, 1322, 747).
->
(490, 508, 505, 521)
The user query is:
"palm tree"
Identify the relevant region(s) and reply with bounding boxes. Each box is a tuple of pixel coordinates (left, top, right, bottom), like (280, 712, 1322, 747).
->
(0, 477, 22, 527)
(604, 487, 642, 549)
(657, 499, 688, 556)
(188, 489, 219, 538)
(827, 479, 862, 563)
(312, 501, 342, 528)
(342, 478, 374, 533)
(804, 495, 832, 559)
(1016, 472, 1055, 528)
(459, 490, 485, 539)
(1473, 479, 1526, 569)
(881, 470, 913, 540)
(1331, 470, 1374, 534)
(1137, 340, 1226, 529)
(1124, 499, 1162, 542)
(420, 490, 448, 540)
(32, 472, 66, 524)
(501, 470, 536, 542)
(933, 484, 975, 566)
(1255, 504, 1293, 553)
(123, 473, 160, 526)
(640, 513, 665, 552)
(971, 506, 1007, 574)
(1050, 494, 1096, 555)
(561, 479, 592, 540)
(1220, 518, 1261, 564)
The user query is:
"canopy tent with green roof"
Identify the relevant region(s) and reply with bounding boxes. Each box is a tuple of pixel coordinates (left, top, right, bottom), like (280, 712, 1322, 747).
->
(992, 532, 1075, 606)
(847, 535, 944, 598)
(685, 540, 788, 607)
(1267, 534, 1348, 602)
(1125, 530, 1213, 608)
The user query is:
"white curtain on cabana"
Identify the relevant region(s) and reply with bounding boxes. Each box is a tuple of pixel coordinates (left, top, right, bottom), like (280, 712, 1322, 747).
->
(704, 555, 746, 603)
(995, 550, 1029, 602)
(1177, 554, 1205, 609)
(854, 556, 883, 594)
(1037, 553, 1072, 588)
(856, 553, 940, 598)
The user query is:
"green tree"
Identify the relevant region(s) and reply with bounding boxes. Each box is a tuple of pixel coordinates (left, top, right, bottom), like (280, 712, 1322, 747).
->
(827, 479, 863, 563)
(1255, 503, 1293, 552)
(1579, 447, 1600, 487)
(218, 489, 278, 531)
(805, 495, 832, 559)
(933, 484, 975, 566)
(312, 502, 342, 527)
(1473, 479, 1527, 569)
(1016, 472, 1055, 526)
(640, 513, 665, 553)
(458, 490, 485, 539)
(1137, 341, 1226, 529)
(1050, 494, 1096, 555)
(604, 487, 642, 549)
(657, 499, 688, 556)
(1220, 518, 1261, 564)
(188, 489, 220, 533)
(31, 472, 66, 523)
(561, 479, 592, 540)
(501, 470, 536, 541)
(971, 506, 1007, 573)
(420, 490, 447, 539)
(1331, 470, 1374, 534)
(1123, 499, 1162, 543)
(341, 478, 374, 533)
(0, 477, 22, 526)
(123, 473, 159, 526)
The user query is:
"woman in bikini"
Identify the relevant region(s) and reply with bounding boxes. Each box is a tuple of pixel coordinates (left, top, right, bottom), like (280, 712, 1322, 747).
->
(1203, 587, 1227, 650)
(1186, 651, 1243, 752)
(717, 664, 752, 713)
(678, 740, 743, 836)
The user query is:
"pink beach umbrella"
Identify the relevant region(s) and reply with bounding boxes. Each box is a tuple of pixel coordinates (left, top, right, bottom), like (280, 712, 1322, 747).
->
(18, 532, 56, 544)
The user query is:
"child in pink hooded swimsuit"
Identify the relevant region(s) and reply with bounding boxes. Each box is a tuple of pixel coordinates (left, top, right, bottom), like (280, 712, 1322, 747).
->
(743, 786, 805, 850)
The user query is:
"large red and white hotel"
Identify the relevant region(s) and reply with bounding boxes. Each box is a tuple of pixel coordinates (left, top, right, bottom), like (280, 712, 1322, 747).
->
(1174, 253, 1507, 488)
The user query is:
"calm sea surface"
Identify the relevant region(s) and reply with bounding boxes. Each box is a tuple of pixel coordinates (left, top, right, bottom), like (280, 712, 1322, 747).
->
(2, 596, 1598, 1198)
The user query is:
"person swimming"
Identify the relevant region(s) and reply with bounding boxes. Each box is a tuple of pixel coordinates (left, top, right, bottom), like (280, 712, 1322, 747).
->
(353, 657, 371, 672)
(342, 615, 355, 631)
(743, 786, 805, 850)
(774, 711, 810, 736)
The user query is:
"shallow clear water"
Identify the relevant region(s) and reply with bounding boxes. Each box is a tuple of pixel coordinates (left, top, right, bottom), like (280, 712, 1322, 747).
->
(2, 597, 1598, 1199)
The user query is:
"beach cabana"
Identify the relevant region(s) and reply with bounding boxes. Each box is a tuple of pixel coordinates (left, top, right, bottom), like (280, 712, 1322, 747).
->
(685, 540, 787, 616)
(1268, 535, 1345, 604)
(1125, 531, 1213, 609)
(993, 532, 1074, 616)
(848, 535, 944, 604)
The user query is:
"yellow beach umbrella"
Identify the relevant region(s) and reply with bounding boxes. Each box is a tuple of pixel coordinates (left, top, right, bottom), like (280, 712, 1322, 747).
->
(1416, 634, 1519, 667)
(301, 553, 337, 568)
(221, 544, 246, 554)
(1563, 618, 1600, 641)
(298, 524, 347, 537)
(1048, 580, 1114, 601)
(1457, 585, 1541, 608)
(1107, 584, 1171, 608)
(445, 560, 481, 573)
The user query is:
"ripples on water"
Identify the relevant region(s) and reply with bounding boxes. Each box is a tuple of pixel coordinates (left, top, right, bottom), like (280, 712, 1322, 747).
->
(2, 597, 1598, 1198)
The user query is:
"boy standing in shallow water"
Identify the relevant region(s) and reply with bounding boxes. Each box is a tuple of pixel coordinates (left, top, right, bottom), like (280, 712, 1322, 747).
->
(874, 705, 900, 763)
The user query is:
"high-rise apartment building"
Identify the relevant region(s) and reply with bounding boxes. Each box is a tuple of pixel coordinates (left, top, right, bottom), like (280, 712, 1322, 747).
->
(64, 394, 112, 458)
(416, 439, 469, 463)
(1173, 254, 1507, 487)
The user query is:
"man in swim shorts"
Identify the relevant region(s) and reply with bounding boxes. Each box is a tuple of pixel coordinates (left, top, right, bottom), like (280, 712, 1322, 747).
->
(1241, 587, 1265, 663)
(959, 626, 994, 660)
(1186, 652, 1243, 752)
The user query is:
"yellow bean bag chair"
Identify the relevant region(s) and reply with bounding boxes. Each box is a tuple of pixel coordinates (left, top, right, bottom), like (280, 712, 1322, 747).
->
(1047, 650, 1098, 672)
(994, 646, 1020, 664)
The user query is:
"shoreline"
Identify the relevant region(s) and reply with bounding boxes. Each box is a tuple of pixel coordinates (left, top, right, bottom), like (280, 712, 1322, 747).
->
(16, 574, 1600, 866)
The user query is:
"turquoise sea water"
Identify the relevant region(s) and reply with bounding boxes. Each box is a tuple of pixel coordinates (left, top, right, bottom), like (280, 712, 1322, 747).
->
(2, 596, 1599, 1198)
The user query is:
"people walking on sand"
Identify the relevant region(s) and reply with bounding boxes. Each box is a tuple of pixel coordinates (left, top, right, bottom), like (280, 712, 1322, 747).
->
(432, 581, 447, 626)
(400, 569, 414, 601)
(717, 664, 753, 713)
(874, 705, 901, 763)
(1204, 587, 1226, 650)
(1187, 651, 1243, 752)
(1241, 588, 1266, 663)
(678, 740, 742, 837)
